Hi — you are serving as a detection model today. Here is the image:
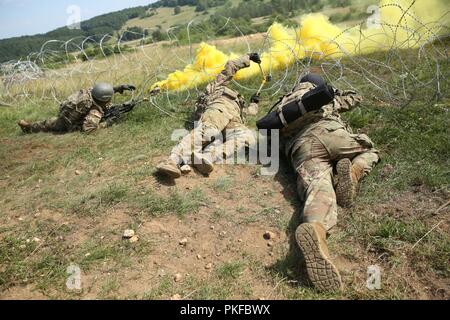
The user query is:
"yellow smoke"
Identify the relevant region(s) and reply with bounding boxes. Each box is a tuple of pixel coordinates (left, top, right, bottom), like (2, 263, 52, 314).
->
(152, 0, 449, 92)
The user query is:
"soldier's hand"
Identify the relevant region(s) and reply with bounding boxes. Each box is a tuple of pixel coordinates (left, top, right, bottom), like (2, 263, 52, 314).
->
(249, 52, 261, 64)
(122, 84, 136, 92)
(250, 93, 260, 104)
(115, 84, 136, 94)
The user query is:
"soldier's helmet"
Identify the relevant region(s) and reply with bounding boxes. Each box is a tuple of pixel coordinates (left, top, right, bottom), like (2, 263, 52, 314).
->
(300, 73, 325, 87)
(91, 83, 114, 102)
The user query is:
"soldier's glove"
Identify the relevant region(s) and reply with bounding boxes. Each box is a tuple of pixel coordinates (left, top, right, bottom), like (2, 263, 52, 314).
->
(250, 93, 260, 104)
(114, 84, 137, 94)
(249, 52, 262, 64)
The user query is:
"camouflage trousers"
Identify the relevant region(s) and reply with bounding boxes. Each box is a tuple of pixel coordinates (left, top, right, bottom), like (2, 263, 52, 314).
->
(291, 125, 380, 231)
(28, 106, 91, 133)
(29, 117, 71, 133)
(169, 108, 256, 165)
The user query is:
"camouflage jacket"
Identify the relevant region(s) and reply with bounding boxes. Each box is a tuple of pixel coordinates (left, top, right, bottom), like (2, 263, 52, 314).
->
(280, 82, 362, 157)
(194, 55, 259, 123)
(59, 88, 112, 133)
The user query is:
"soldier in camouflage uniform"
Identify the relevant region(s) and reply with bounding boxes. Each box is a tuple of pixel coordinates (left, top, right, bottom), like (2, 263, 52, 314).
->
(18, 83, 136, 134)
(276, 74, 380, 292)
(156, 53, 261, 179)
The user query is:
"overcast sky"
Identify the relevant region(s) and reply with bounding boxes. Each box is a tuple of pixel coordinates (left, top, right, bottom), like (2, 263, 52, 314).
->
(0, 0, 157, 40)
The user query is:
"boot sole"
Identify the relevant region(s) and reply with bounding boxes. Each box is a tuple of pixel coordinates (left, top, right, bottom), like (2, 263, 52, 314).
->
(295, 223, 343, 292)
(157, 166, 181, 179)
(336, 158, 354, 208)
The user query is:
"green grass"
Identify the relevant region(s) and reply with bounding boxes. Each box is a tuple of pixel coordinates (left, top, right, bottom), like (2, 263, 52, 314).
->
(0, 32, 448, 300)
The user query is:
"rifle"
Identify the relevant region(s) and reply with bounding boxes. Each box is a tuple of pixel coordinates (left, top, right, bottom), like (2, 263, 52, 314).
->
(101, 97, 149, 123)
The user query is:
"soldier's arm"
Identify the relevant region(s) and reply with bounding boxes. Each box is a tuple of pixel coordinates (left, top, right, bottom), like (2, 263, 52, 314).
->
(210, 54, 251, 90)
(82, 107, 104, 133)
(333, 89, 363, 113)
(243, 102, 259, 116)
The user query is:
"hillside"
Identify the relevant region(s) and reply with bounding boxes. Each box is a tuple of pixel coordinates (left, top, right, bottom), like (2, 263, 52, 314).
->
(0, 33, 449, 299)
(0, 0, 448, 301)
(0, 0, 376, 63)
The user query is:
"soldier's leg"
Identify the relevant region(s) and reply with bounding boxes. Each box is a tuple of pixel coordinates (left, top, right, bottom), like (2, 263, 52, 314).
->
(292, 136, 343, 292)
(158, 109, 231, 178)
(324, 129, 380, 207)
(296, 157, 337, 231)
(203, 124, 256, 164)
(28, 117, 67, 133)
(175, 109, 232, 163)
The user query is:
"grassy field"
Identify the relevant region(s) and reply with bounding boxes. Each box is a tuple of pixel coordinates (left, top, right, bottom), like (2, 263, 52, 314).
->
(0, 30, 449, 300)
(124, 0, 378, 33)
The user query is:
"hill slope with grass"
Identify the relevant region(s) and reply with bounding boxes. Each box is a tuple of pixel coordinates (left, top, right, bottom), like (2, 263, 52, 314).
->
(0, 0, 377, 63)
(0, 30, 448, 299)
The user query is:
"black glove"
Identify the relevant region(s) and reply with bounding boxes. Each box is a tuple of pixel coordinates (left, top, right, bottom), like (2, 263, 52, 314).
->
(249, 52, 261, 64)
(114, 84, 136, 94)
(250, 93, 260, 104)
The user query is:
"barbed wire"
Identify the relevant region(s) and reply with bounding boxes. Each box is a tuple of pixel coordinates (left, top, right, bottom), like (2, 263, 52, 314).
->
(0, 4, 448, 112)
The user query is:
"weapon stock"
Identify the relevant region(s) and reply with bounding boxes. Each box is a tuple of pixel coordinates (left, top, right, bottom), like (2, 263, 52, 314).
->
(101, 97, 149, 123)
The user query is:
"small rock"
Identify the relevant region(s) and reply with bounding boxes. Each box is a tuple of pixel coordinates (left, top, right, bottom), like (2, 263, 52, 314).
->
(32, 237, 41, 243)
(238, 239, 243, 243)
(274, 209, 281, 214)
(179, 238, 188, 246)
(205, 263, 213, 270)
(267, 241, 274, 247)
(75, 170, 82, 176)
(210, 226, 215, 230)
(180, 165, 192, 174)
(171, 294, 182, 300)
(85, 253, 91, 257)
(123, 229, 135, 239)
(174, 273, 183, 282)
(19, 244, 26, 249)
(263, 231, 276, 241)
(157, 269, 166, 277)
(264, 192, 268, 196)
(129, 236, 139, 243)
(220, 231, 227, 237)
(197, 254, 202, 260)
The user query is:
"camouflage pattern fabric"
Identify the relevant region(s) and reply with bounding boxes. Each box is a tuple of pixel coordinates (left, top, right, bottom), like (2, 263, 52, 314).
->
(28, 89, 111, 134)
(282, 84, 380, 231)
(169, 55, 258, 165)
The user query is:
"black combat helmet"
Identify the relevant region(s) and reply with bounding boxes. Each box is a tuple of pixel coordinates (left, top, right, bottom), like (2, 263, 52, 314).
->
(91, 83, 114, 102)
(300, 73, 326, 87)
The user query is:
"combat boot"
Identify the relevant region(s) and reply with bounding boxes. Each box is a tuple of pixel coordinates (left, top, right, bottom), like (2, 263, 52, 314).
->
(156, 159, 182, 179)
(335, 158, 365, 208)
(18, 120, 32, 134)
(295, 222, 343, 292)
(192, 152, 214, 176)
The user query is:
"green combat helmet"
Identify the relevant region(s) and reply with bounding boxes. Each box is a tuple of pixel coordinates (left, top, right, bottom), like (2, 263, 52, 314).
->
(91, 82, 114, 102)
